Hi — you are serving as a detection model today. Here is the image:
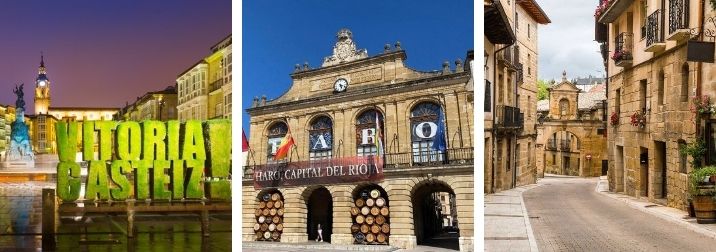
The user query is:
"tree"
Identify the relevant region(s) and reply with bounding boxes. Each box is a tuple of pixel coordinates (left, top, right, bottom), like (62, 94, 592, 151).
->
(537, 79, 549, 100)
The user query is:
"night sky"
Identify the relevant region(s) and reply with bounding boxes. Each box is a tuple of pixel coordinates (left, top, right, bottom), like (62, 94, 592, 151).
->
(243, 0, 474, 133)
(0, 0, 231, 114)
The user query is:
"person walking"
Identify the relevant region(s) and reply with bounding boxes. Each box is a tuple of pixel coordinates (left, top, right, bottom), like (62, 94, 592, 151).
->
(316, 223, 323, 242)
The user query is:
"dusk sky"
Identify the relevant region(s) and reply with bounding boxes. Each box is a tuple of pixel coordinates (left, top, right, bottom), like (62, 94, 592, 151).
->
(0, 0, 230, 114)
(243, 0, 474, 133)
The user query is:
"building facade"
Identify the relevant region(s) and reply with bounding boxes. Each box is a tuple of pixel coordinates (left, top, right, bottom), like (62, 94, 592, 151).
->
(596, 0, 700, 210)
(243, 29, 474, 251)
(535, 73, 608, 177)
(484, 0, 550, 193)
(116, 86, 178, 121)
(178, 35, 231, 121)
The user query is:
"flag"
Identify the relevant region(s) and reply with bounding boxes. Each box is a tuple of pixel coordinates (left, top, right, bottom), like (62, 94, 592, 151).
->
(273, 127, 295, 160)
(432, 109, 447, 151)
(242, 129, 250, 152)
(375, 112, 383, 157)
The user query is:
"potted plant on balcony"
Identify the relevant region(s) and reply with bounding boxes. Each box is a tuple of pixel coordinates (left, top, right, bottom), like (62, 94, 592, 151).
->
(690, 95, 715, 118)
(594, 0, 612, 18)
(689, 166, 716, 223)
(610, 111, 619, 126)
(630, 110, 646, 129)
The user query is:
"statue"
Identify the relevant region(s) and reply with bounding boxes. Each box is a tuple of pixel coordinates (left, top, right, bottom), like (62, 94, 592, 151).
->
(3, 83, 35, 168)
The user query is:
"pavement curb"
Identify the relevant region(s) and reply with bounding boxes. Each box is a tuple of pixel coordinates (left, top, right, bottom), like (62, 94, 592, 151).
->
(594, 176, 716, 241)
(486, 182, 542, 252)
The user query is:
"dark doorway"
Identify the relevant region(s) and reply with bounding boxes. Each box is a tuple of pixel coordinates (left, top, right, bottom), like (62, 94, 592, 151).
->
(602, 160, 608, 176)
(656, 141, 667, 199)
(412, 182, 459, 250)
(307, 187, 332, 242)
(640, 147, 649, 197)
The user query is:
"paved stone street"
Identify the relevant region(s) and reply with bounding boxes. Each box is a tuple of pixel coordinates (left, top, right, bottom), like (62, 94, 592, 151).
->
(523, 175, 716, 251)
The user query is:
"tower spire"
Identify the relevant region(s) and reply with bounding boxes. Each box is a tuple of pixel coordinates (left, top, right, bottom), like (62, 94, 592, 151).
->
(40, 51, 44, 67)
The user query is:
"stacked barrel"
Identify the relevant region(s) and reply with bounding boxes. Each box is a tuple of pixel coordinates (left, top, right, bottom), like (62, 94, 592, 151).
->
(351, 189, 389, 245)
(254, 192, 284, 241)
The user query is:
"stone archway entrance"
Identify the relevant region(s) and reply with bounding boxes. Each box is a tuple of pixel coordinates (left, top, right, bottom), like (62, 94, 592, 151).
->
(307, 187, 332, 242)
(412, 180, 458, 250)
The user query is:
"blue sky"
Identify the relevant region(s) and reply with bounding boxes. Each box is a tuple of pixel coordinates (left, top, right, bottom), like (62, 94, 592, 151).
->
(242, 0, 474, 134)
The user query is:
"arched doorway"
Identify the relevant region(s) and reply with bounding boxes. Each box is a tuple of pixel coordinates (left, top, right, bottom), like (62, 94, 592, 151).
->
(306, 187, 332, 242)
(351, 184, 390, 245)
(412, 180, 458, 250)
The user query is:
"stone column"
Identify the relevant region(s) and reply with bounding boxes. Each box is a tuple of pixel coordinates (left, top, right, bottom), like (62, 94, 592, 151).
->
(281, 187, 308, 243)
(386, 179, 416, 249)
(452, 174, 475, 252)
(242, 186, 259, 241)
(329, 185, 354, 245)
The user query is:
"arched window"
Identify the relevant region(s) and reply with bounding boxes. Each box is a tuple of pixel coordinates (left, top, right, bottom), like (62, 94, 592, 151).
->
(410, 102, 445, 163)
(355, 109, 384, 156)
(681, 63, 689, 102)
(559, 98, 569, 116)
(309, 116, 332, 160)
(266, 121, 288, 160)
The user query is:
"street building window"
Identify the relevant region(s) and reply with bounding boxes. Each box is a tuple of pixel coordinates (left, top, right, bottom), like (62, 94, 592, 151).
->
(410, 102, 444, 163)
(681, 63, 689, 102)
(559, 98, 569, 117)
(640, 80, 647, 112)
(485, 80, 492, 112)
(267, 121, 288, 161)
(658, 70, 665, 105)
(309, 116, 332, 160)
(355, 109, 383, 157)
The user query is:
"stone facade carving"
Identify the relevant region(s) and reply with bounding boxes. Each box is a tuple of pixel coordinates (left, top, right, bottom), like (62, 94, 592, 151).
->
(322, 29, 368, 67)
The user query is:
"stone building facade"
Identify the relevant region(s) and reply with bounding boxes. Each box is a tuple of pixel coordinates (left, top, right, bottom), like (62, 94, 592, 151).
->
(596, 0, 702, 210)
(177, 35, 231, 121)
(535, 73, 608, 177)
(243, 29, 474, 251)
(116, 86, 178, 121)
(484, 0, 550, 193)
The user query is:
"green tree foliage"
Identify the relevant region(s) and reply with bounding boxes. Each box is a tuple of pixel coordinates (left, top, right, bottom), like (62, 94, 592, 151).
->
(537, 79, 550, 100)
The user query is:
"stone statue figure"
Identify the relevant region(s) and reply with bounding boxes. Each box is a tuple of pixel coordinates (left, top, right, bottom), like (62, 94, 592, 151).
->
(4, 83, 34, 165)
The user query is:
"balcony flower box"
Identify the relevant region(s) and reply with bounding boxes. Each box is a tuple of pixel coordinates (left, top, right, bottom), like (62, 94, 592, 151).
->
(630, 110, 646, 129)
(610, 111, 619, 126)
(691, 95, 716, 116)
(611, 50, 633, 67)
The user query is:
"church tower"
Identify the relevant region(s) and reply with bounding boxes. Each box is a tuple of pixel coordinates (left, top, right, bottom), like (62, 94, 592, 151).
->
(35, 54, 50, 114)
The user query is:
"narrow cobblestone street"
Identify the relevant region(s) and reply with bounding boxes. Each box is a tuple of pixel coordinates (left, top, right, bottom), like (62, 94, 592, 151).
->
(523, 176, 716, 251)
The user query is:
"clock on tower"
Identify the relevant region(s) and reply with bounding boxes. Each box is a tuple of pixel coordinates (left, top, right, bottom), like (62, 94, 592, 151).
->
(35, 54, 51, 115)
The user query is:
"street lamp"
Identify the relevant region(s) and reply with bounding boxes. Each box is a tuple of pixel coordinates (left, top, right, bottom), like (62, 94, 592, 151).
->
(157, 96, 165, 121)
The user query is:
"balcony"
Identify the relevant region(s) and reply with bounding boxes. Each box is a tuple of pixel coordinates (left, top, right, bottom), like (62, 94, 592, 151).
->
(497, 46, 519, 72)
(516, 63, 524, 84)
(667, 0, 690, 41)
(560, 140, 572, 151)
(384, 148, 473, 168)
(496, 105, 524, 129)
(597, 0, 635, 24)
(613, 32, 633, 67)
(546, 139, 557, 151)
(645, 10, 666, 52)
(209, 79, 224, 93)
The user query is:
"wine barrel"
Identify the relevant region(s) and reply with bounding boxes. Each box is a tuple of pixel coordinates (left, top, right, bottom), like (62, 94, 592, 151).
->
(360, 224, 370, 234)
(381, 224, 390, 233)
(256, 231, 263, 240)
(350, 207, 360, 216)
(274, 201, 282, 208)
(370, 189, 380, 198)
(265, 217, 273, 224)
(276, 223, 284, 231)
(380, 207, 389, 216)
(366, 198, 374, 207)
(376, 197, 385, 207)
(277, 208, 284, 216)
(370, 207, 380, 216)
(262, 209, 270, 216)
(271, 231, 280, 240)
(269, 223, 276, 231)
(258, 216, 266, 223)
(253, 223, 260, 231)
(365, 216, 374, 225)
(267, 201, 274, 209)
(355, 232, 365, 243)
(356, 215, 365, 224)
(273, 216, 280, 224)
(377, 233, 386, 243)
(261, 223, 269, 231)
(376, 215, 386, 225)
(255, 208, 262, 216)
(258, 201, 266, 209)
(270, 208, 277, 216)
(351, 224, 360, 233)
(366, 233, 375, 243)
(361, 206, 370, 215)
(262, 194, 271, 201)
(271, 193, 280, 201)
(371, 224, 381, 234)
(355, 198, 365, 207)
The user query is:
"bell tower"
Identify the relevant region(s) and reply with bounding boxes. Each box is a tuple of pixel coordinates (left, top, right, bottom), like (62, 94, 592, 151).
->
(35, 53, 50, 114)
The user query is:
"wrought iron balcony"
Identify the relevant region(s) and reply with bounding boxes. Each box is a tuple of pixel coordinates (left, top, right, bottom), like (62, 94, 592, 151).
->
(613, 32, 633, 67)
(646, 10, 666, 52)
(667, 0, 690, 41)
(384, 147, 474, 168)
(516, 63, 524, 84)
(560, 140, 571, 151)
(597, 0, 634, 24)
(497, 46, 520, 72)
(546, 139, 557, 151)
(209, 79, 224, 93)
(496, 105, 524, 129)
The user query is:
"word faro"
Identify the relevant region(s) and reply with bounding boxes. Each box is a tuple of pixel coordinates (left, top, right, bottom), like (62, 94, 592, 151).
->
(55, 120, 231, 202)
